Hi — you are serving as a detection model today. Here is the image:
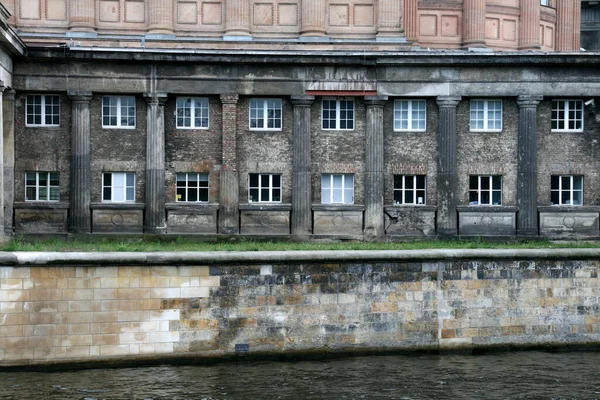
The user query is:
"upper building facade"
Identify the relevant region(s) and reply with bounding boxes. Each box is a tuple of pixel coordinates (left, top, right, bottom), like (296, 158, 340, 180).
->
(4, 0, 581, 51)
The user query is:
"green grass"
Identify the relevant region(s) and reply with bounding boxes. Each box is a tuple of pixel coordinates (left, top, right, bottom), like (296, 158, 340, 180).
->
(1, 236, 599, 252)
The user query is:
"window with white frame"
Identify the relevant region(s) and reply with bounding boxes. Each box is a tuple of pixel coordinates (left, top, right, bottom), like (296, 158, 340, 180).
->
(26, 95, 60, 126)
(321, 174, 354, 204)
(469, 175, 502, 205)
(394, 100, 426, 131)
(249, 173, 281, 202)
(470, 100, 502, 131)
(176, 172, 209, 202)
(102, 172, 135, 202)
(540, 0, 549, 6)
(552, 100, 583, 132)
(249, 99, 282, 130)
(102, 96, 136, 128)
(551, 175, 583, 205)
(393, 175, 426, 205)
(176, 97, 209, 129)
(25, 171, 59, 201)
(322, 99, 355, 130)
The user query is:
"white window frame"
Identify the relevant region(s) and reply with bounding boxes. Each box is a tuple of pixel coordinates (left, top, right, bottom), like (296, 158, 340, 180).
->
(470, 99, 503, 132)
(322, 98, 355, 131)
(469, 175, 502, 206)
(393, 175, 426, 205)
(102, 172, 136, 203)
(249, 99, 283, 131)
(25, 171, 60, 202)
(102, 96, 136, 129)
(394, 100, 426, 132)
(321, 174, 354, 204)
(176, 97, 209, 129)
(248, 173, 282, 203)
(176, 172, 209, 202)
(551, 175, 583, 206)
(25, 94, 60, 127)
(551, 100, 584, 132)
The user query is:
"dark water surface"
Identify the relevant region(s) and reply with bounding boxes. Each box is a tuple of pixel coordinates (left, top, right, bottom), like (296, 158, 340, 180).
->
(1, 351, 599, 399)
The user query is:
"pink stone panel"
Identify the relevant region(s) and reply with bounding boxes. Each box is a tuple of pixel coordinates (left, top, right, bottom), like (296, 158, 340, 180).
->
(99, 0, 121, 22)
(485, 17, 500, 39)
(329, 4, 350, 26)
(353, 4, 374, 26)
(441, 15, 459, 36)
(419, 14, 438, 36)
(125, 0, 145, 23)
(20, 0, 41, 20)
(503, 19, 517, 41)
(177, 2, 198, 24)
(277, 4, 298, 26)
(253, 3, 274, 25)
(202, 2, 223, 25)
(46, 0, 66, 21)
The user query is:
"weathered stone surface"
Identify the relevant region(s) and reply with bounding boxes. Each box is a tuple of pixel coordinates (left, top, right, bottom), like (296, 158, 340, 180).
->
(539, 207, 600, 238)
(312, 205, 364, 236)
(239, 205, 291, 235)
(166, 203, 218, 234)
(457, 206, 517, 236)
(14, 204, 68, 233)
(384, 206, 436, 237)
(91, 204, 144, 233)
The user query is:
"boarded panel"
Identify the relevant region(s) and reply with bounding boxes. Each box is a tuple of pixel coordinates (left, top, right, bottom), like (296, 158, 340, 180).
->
(46, 0, 67, 20)
(277, 3, 298, 26)
(485, 17, 500, 39)
(178, 1, 198, 24)
(353, 4, 374, 26)
(99, 0, 120, 22)
(419, 15, 437, 36)
(20, 0, 41, 19)
(253, 3, 274, 25)
(329, 4, 349, 26)
(441, 15, 458, 36)
(125, 0, 145, 23)
(202, 1, 222, 25)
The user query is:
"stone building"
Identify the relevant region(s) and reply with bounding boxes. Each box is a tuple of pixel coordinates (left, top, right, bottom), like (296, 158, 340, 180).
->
(0, 0, 597, 239)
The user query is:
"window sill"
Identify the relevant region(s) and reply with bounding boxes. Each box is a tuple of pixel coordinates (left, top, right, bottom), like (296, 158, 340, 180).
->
(91, 202, 145, 209)
(25, 125, 61, 128)
(14, 202, 69, 209)
(457, 205, 518, 212)
(385, 205, 436, 212)
(393, 130, 427, 133)
(538, 206, 599, 212)
(240, 203, 291, 211)
(551, 130, 584, 133)
(469, 130, 502, 133)
(175, 127, 210, 130)
(166, 202, 218, 211)
(312, 204, 364, 211)
(101, 126, 137, 130)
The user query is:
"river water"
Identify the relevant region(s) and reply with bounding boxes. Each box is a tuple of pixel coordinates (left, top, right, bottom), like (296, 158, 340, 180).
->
(0, 351, 599, 399)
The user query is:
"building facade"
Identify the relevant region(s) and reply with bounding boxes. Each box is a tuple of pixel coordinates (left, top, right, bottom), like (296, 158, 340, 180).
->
(0, 0, 597, 239)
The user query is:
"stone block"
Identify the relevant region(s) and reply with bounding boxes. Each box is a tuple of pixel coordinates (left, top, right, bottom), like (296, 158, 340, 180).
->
(91, 204, 144, 233)
(166, 203, 218, 234)
(457, 206, 517, 236)
(312, 205, 364, 236)
(384, 206, 436, 237)
(239, 204, 291, 235)
(14, 203, 69, 234)
(538, 207, 600, 238)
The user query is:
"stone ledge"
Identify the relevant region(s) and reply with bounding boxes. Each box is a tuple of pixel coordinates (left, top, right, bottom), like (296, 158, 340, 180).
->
(91, 202, 145, 210)
(166, 203, 219, 211)
(456, 206, 518, 212)
(14, 202, 70, 209)
(239, 203, 292, 211)
(5, 248, 600, 266)
(538, 206, 600, 213)
(312, 204, 365, 211)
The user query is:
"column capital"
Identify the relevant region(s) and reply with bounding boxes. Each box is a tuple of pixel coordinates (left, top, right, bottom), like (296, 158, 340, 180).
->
(517, 95, 543, 108)
(68, 90, 93, 103)
(364, 95, 388, 107)
(143, 93, 168, 105)
(291, 95, 315, 106)
(3, 89, 15, 102)
(436, 95, 461, 108)
(220, 93, 240, 105)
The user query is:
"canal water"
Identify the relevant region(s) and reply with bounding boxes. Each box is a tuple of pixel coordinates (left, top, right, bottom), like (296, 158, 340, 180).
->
(0, 351, 599, 399)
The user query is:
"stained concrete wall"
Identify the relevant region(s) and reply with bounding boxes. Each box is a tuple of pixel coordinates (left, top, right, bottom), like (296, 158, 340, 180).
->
(1, 250, 600, 367)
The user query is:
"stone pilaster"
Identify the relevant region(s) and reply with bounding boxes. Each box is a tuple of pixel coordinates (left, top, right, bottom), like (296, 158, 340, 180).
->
(462, 0, 486, 48)
(573, 4, 581, 51)
(301, 0, 327, 36)
(148, 0, 174, 35)
(69, 91, 93, 234)
(225, 0, 251, 37)
(403, 0, 419, 43)
(519, 0, 541, 50)
(517, 95, 542, 237)
(364, 96, 387, 239)
(69, 0, 96, 32)
(377, 0, 404, 38)
(144, 93, 168, 234)
(291, 96, 314, 236)
(436, 96, 461, 237)
(556, 0, 575, 51)
(219, 94, 240, 235)
(3, 89, 14, 235)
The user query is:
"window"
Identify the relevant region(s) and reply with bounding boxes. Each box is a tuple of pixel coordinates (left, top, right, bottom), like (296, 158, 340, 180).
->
(470, 100, 502, 131)
(176, 97, 209, 129)
(540, 0, 549, 6)
(394, 100, 426, 131)
(321, 174, 354, 204)
(551, 175, 583, 206)
(322, 99, 354, 130)
(102, 172, 135, 202)
(102, 96, 136, 128)
(552, 100, 583, 132)
(249, 173, 281, 202)
(26, 95, 60, 126)
(25, 172, 59, 201)
(469, 175, 502, 205)
(176, 173, 209, 202)
(393, 175, 426, 205)
(249, 99, 282, 130)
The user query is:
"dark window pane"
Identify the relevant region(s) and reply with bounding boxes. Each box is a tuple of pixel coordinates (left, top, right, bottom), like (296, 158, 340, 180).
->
(416, 175, 426, 189)
(481, 191, 490, 205)
(261, 175, 270, 187)
(551, 191, 559, 205)
(562, 176, 571, 190)
(405, 177, 414, 190)
(103, 188, 112, 201)
(393, 191, 402, 203)
(177, 188, 186, 201)
(405, 191, 414, 204)
(492, 191, 501, 205)
(272, 189, 281, 202)
(187, 188, 198, 202)
(26, 187, 36, 201)
(272, 175, 281, 187)
(249, 188, 259, 202)
(469, 191, 478, 204)
(469, 176, 478, 190)
(551, 176, 559, 190)
(481, 177, 490, 190)
(250, 174, 258, 187)
(393, 175, 403, 189)
(416, 190, 426, 204)
(261, 189, 269, 201)
(199, 189, 209, 202)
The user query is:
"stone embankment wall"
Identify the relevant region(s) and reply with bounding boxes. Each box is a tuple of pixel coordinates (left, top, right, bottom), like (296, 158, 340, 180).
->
(1, 250, 600, 367)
